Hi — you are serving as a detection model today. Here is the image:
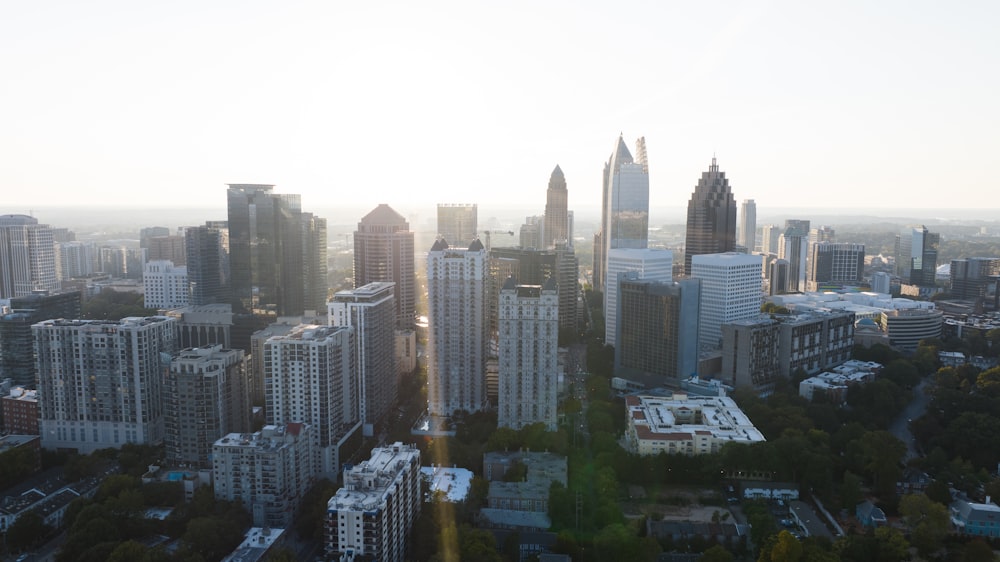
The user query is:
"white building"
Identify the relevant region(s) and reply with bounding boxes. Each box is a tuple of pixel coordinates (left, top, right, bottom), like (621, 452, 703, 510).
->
(58, 241, 98, 279)
(326, 442, 421, 562)
(426, 239, 489, 417)
(329, 281, 398, 437)
(739, 199, 756, 251)
(691, 252, 763, 350)
(0, 214, 59, 299)
(34, 316, 177, 453)
(624, 394, 765, 456)
(264, 324, 360, 479)
(871, 271, 891, 294)
(213, 423, 313, 529)
(798, 360, 882, 402)
(498, 278, 559, 431)
(143, 260, 189, 309)
(604, 248, 672, 347)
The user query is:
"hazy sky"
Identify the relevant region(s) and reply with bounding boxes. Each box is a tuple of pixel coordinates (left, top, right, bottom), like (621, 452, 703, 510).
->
(2, 1, 996, 216)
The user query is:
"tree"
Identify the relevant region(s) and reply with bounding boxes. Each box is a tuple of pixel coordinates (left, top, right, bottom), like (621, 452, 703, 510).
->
(860, 431, 906, 497)
(765, 530, 803, 562)
(961, 539, 997, 562)
(899, 493, 949, 556)
(7, 511, 51, 551)
(873, 527, 909, 562)
(700, 544, 734, 562)
(840, 471, 862, 511)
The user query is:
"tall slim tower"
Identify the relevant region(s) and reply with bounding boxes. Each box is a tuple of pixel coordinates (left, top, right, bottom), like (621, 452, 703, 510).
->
(0, 214, 59, 299)
(778, 220, 810, 293)
(426, 239, 488, 417)
(544, 165, 569, 248)
(498, 278, 559, 431)
(684, 158, 737, 275)
(739, 199, 757, 252)
(329, 282, 398, 437)
(185, 224, 229, 306)
(436, 204, 478, 247)
(353, 204, 416, 330)
(597, 136, 650, 293)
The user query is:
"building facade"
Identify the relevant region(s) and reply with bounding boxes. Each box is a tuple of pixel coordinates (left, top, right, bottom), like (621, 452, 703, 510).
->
(498, 278, 558, 431)
(34, 316, 177, 453)
(596, 135, 649, 293)
(604, 248, 672, 347)
(544, 165, 569, 248)
(353, 204, 416, 330)
(329, 282, 398, 436)
(165, 345, 250, 468)
(895, 225, 940, 287)
(436, 204, 478, 247)
(950, 257, 1000, 300)
(738, 199, 756, 252)
(778, 220, 810, 293)
(691, 253, 763, 350)
(683, 158, 737, 275)
(2, 387, 39, 435)
(0, 214, 59, 299)
(0, 290, 82, 387)
(807, 242, 865, 291)
(426, 239, 489, 416)
(143, 260, 189, 309)
(326, 442, 421, 562)
(185, 224, 230, 307)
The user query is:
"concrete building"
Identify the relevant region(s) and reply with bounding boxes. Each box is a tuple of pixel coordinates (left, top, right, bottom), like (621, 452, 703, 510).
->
(738, 199, 756, 252)
(684, 158, 738, 275)
(0, 290, 81, 387)
(691, 253, 763, 350)
(720, 318, 782, 394)
(326, 442, 421, 562)
(0, 214, 59, 299)
(498, 278, 559, 431)
(594, 135, 649, 293)
(807, 242, 865, 291)
(881, 308, 943, 351)
(761, 224, 781, 255)
(482, 451, 567, 531)
(353, 204, 416, 330)
(624, 394, 765, 456)
(34, 316, 177, 453)
(544, 165, 569, 248)
(2, 387, 39, 435)
(165, 303, 233, 349)
(57, 241, 98, 279)
(767, 258, 790, 296)
(798, 360, 882, 402)
(165, 345, 250, 468)
(436, 204, 478, 248)
(614, 276, 700, 388)
(213, 423, 314, 528)
(604, 248, 672, 347)
(871, 271, 891, 294)
(143, 260, 189, 309)
(264, 324, 360, 479)
(329, 282, 398, 437)
(519, 215, 545, 250)
(426, 239, 489, 417)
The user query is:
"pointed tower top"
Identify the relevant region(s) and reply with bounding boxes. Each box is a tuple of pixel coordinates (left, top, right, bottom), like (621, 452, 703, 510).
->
(710, 155, 719, 173)
(612, 135, 633, 165)
(551, 164, 564, 178)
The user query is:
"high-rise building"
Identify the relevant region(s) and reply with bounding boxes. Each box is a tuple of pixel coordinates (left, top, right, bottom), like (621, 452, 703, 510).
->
(326, 442, 421, 562)
(353, 205, 416, 330)
(778, 220, 810, 293)
(0, 290, 82, 387)
(761, 225, 782, 255)
(165, 345, 250, 468)
(426, 239, 488, 417)
(614, 275, 700, 388)
(34, 316, 177, 453)
(871, 271, 891, 294)
(263, 324, 360, 479)
(0, 214, 59, 299)
(498, 278, 558, 431)
(213, 423, 314, 528)
(691, 253, 762, 350)
(58, 241, 98, 279)
(147, 235, 186, 266)
(436, 204, 478, 247)
(140, 227, 170, 248)
(809, 226, 836, 246)
(950, 258, 1000, 300)
(596, 135, 649, 292)
(807, 242, 865, 291)
(185, 224, 229, 306)
(227, 184, 327, 320)
(544, 165, 569, 248)
(489, 247, 578, 342)
(684, 158, 737, 276)
(768, 258, 790, 296)
(329, 282, 397, 437)
(99, 245, 144, 280)
(165, 304, 232, 349)
(604, 248, 672, 347)
(143, 260, 189, 309)
(738, 199, 757, 252)
(895, 226, 940, 287)
(519, 215, 545, 250)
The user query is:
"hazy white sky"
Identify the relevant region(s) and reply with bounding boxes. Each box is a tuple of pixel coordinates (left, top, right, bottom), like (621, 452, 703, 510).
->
(2, 1, 996, 215)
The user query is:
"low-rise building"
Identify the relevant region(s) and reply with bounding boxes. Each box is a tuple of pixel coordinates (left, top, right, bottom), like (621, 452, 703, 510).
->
(624, 394, 765, 456)
(951, 498, 1000, 538)
(481, 451, 568, 531)
(326, 442, 421, 562)
(1, 387, 39, 435)
(798, 360, 882, 403)
(221, 527, 286, 562)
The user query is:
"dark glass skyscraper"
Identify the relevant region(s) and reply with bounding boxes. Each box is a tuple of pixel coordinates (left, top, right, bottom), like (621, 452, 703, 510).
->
(683, 157, 737, 276)
(185, 224, 229, 306)
(0, 290, 82, 387)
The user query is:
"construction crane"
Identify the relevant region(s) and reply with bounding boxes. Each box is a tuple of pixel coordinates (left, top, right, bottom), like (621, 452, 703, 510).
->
(483, 230, 514, 252)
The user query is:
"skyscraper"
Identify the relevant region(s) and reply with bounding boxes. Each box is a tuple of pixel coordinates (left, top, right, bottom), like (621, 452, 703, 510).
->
(895, 225, 940, 287)
(264, 324, 360, 479)
(436, 204, 478, 247)
(684, 158, 737, 275)
(0, 290, 82, 387)
(807, 242, 865, 291)
(778, 220, 810, 293)
(35, 316, 177, 453)
(143, 260, 188, 309)
(0, 214, 59, 299)
(426, 238, 488, 417)
(498, 277, 558, 431)
(353, 204, 416, 330)
(329, 282, 397, 437)
(761, 225, 782, 255)
(691, 253, 763, 350)
(544, 165, 569, 248)
(950, 258, 1000, 300)
(185, 224, 229, 306)
(596, 135, 649, 292)
(604, 248, 673, 347)
(739, 199, 757, 252)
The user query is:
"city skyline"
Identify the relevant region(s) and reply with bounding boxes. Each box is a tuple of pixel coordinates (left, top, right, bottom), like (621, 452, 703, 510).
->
(2, 2, 996, 213)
